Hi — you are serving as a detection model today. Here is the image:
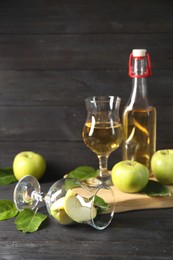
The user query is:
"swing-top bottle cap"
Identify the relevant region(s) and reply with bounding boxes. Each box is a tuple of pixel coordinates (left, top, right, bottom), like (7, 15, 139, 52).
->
(129, 49, 151, 77)
(132, 49, 147, 57)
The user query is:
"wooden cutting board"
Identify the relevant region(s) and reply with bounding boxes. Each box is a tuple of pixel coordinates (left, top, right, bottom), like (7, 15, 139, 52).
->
(73, 178, 173, 213)
(112, 183, 173, 213)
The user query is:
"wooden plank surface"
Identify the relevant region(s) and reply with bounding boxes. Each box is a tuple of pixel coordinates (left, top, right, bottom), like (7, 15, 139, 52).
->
(114, 187, 173, 213)
(0, 0, 173, 259)
(0, 0, 172, 34)
(0, 34, 172, 70)
(1, 181, 173, 259)
(0, 70, 172, 106)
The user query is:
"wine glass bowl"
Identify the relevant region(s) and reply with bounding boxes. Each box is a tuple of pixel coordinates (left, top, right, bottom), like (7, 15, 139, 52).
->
(82, 96, 123, 185)
(13, 175, 115, 230)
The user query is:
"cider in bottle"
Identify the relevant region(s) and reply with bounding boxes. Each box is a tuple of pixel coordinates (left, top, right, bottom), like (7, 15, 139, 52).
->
(122, 49, 157, 170)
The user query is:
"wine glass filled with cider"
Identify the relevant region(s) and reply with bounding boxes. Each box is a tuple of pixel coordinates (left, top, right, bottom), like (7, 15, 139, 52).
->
(82, 96, 123, 185)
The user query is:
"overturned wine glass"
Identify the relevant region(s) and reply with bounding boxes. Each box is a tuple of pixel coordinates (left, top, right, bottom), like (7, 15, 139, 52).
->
(13, 175, 115, 230)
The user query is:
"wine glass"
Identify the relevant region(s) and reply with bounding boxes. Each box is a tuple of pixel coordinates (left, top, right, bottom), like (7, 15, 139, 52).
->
(82, 96, 123, 185)
(13, 175, 115, 230)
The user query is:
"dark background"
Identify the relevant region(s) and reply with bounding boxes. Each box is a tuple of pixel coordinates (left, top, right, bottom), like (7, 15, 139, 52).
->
(0, 0, 173, 180)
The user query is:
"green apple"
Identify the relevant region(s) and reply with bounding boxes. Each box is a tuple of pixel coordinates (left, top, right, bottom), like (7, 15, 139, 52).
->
(13, 151, 46, 180)
(112, 160, 149, 193)
(50, 197, 73, 225)
(64, 189, 97, 223)
(151, 149, 173, 184)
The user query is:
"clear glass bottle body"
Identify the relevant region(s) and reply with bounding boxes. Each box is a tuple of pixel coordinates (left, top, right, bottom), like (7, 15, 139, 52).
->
(122, 51, 157, 170)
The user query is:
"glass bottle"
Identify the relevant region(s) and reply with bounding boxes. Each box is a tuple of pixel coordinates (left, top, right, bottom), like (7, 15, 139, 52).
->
(122, 49, 157, 171)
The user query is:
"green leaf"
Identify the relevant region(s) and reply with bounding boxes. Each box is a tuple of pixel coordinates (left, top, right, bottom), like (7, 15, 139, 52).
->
(67, 166, 98, 181)
(0, 200, 18, 220)
(64, 178, 81, 190)
(141, 180, 172, 197)
(15, 209, 47, 233)
(93, 195, 109, 214)
(0, 168, 17, 185)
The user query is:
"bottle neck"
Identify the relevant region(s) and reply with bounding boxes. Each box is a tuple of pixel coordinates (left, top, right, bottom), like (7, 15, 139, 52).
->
(133, 57, 146, 76)
(132, 77, 148, 98)
(129, 57, 149, 108)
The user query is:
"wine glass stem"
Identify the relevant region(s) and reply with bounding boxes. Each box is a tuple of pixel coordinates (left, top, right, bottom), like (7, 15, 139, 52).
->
(98, 155, 109, 178)
(31, 191, 44, 202)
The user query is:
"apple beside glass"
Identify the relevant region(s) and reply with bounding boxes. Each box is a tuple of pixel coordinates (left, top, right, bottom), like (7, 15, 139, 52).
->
(151, 149, 173, 184)
(13, 151, 46, 181)
(111, 160, 149, 193)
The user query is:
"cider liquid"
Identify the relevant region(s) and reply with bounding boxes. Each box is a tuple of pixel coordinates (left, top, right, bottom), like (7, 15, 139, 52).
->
(82, 122, 123, 156)
(122, 106, 156, 169)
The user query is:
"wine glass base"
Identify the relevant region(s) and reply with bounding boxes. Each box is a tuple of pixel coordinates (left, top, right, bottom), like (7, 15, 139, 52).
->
(86, 173, 113, 187)
(13, 175, 41, 211)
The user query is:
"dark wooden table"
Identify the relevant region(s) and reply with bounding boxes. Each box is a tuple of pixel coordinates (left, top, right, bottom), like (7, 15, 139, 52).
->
(0, 0, 173, 259)
(1, 181, 173, 259)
